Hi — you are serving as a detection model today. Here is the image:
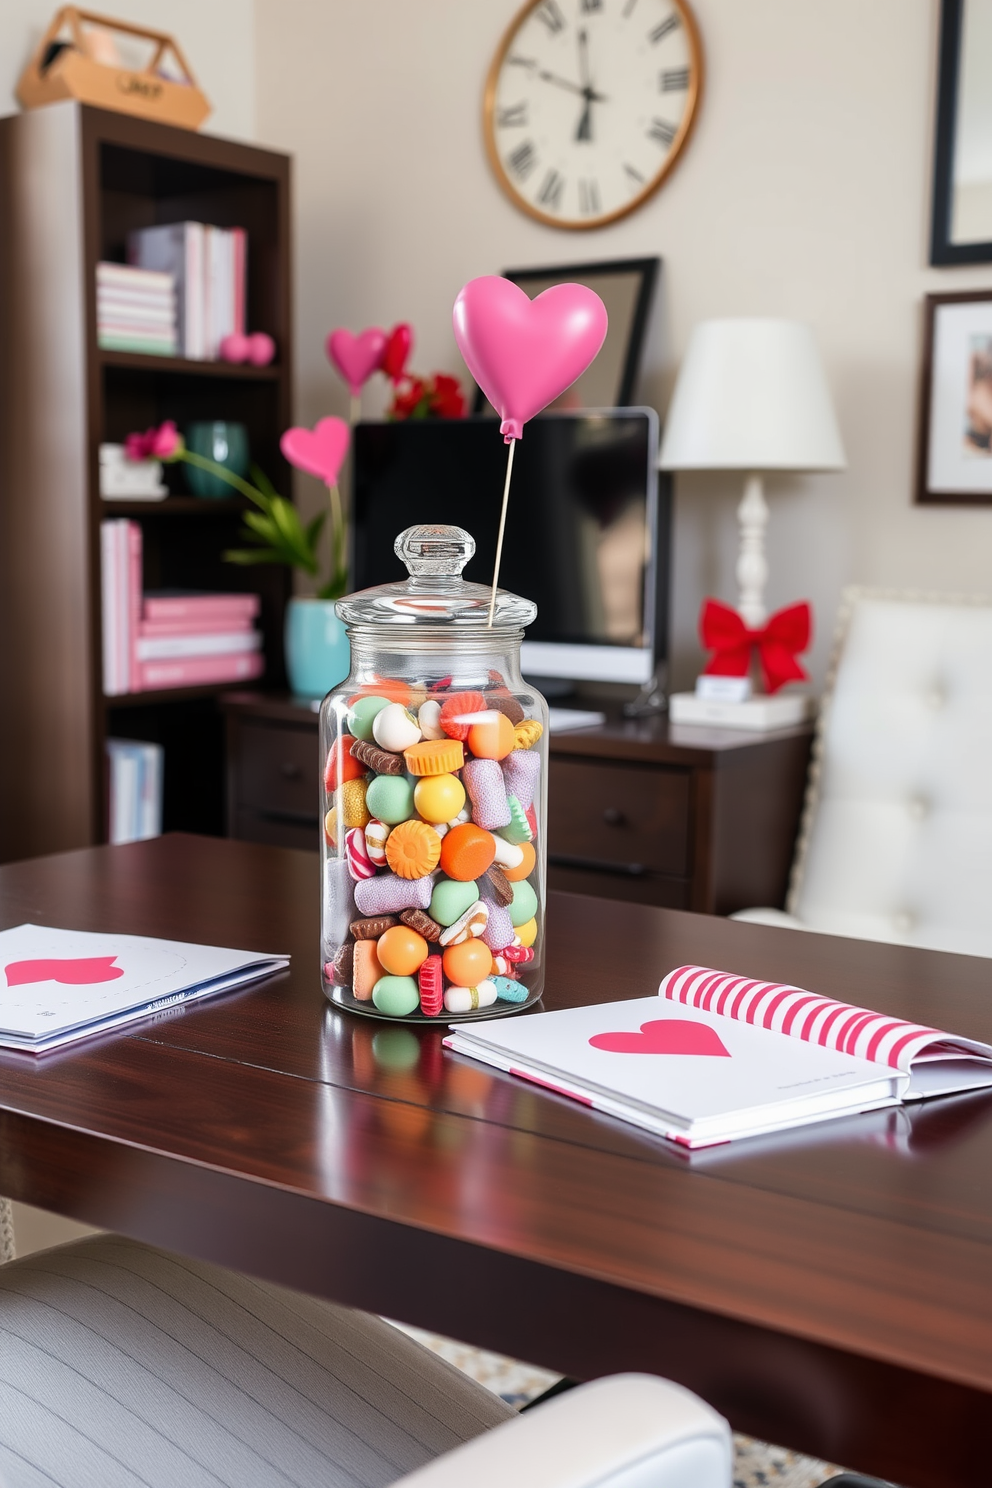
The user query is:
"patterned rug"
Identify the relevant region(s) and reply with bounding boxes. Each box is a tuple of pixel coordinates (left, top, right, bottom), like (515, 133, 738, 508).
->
(387, 1322, 844, 1488)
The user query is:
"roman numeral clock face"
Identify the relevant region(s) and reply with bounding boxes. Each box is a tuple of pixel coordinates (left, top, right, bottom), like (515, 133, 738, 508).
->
(484, 0, 702, 229)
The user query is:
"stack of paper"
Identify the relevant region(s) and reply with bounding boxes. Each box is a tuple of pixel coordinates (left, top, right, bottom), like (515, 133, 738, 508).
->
(96, 262, 177, 356)
(0, 925, 287, 1052)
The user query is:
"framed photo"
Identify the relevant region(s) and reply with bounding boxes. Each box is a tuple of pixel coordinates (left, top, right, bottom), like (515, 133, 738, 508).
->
(916, 291, 992, 504)
(930, 0, 992, 265)
(472, 256, 659, 414)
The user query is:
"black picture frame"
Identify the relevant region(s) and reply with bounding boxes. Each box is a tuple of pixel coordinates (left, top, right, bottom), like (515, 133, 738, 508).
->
(930, 0, 992, 265)
(471, 256, 660, 414)
(915, 289, 992, 504)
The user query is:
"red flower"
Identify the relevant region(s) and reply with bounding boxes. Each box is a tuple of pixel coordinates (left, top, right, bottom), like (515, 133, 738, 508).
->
(387, 373, 466, 421)
(430, 374, 466, 419)
(124, 420, 183, 461)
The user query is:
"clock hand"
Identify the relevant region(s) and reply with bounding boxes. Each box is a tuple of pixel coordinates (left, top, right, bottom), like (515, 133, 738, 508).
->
(577, 27, 591, 89)
(575, 96, 592, 142)
(538, 69, 608, 102)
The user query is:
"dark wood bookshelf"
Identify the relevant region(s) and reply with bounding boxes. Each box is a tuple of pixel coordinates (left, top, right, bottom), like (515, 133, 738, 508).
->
(0, 102, 293, 861)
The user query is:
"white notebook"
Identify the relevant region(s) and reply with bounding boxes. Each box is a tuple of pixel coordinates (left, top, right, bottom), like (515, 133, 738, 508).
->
(0, 924, 288, 1052)
(444, 965, 992, 1148)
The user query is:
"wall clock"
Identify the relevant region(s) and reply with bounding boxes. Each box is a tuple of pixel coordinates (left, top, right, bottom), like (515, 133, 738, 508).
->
(484, 0, 703, 231)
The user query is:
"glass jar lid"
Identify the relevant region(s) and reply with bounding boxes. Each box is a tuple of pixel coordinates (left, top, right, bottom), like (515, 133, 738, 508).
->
(335, 524, 537, 630)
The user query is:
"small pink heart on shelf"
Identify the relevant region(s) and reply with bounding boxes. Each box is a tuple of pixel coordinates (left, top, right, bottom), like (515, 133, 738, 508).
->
(452, 276, 607, 442)
(5, 955, 124, 987)
(280, 416, 350, 487)
(219, 332, 251, 363)
(326, 326, 388, 397)
(246, 331, 276, 366)
(589, 1019, 731, 1058)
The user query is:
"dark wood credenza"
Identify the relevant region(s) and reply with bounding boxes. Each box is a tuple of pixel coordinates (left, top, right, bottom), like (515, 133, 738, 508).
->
(221, 693, 813, 915)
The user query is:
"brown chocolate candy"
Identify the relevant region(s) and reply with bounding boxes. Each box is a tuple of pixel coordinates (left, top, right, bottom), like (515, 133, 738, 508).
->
(329, 942, 354, 984)
(484, 863, 514, 906)
(349, 914, 398, 941)
(488, 694, 525, 725)
(399, 907, 443, 942)
(350, 738, 404, 775)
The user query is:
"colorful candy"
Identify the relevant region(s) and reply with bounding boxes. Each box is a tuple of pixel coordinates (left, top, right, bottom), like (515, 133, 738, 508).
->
(439, 823, 496, 882)
(439, 691, 486, 741)
(365, 774, 416, 824)
(399, 907, 442, 941)
(508, 880, 538, 927)
(403, 738, 464, 775)
(492, 975, 529, 1003)
(339, 777, 371, 830)
(503, 840, 536, 882)
(480, 902, 513, 952)
(491, 835, 524, 870)
(442, 936, 492, 987)
(515, 917, 538, 949)
(350, 914, 398, 940)
(439, 899, 489, 946)
(429, 876, 479, 926)
(372, 703, 422, 753)
(514, 719, 544, 750)
(348, 695, 391, 740)
(372, 976, 420, 1016)
(385, 819, 442, 879)
(503, 944, 535, 965)
(466, 711, 516, 761)
(502, 747, 540, 810)
(351, 738, 404, 775)
(413, 772, 466, 823)
(418, 954, 443, 1015)
(377, 925, 429, 977)
(483, 863, 513, 906)
(364, 818, 390, 867)
(497, 794, 532, 845)
(345, 827, 375, 881)
(443, 981, 497, 1013)
(463, 758, 511, 830)
(354, 872, 434, 916)
(353, 940, 383, 1000)
(324, 735, 366, 792)
(417, 699, 446, 739)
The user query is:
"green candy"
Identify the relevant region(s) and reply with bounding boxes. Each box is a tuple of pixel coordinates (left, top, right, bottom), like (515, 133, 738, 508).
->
(429, 876, 480, 926)
(366, 773, 416, 824)
(348, 695, 391, 741)
(371, 976, 420, 1017)
(508, 879, 538, 927)
(497, 795, 533, 847)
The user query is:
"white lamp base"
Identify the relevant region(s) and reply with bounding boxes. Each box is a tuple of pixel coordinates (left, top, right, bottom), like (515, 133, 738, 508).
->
(669, 691, 815, 731)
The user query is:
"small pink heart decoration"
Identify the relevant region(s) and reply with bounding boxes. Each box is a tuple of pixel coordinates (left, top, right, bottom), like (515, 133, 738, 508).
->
(589, 1020, 732, 1058)
(326, 327, 388, 397)
(219, 332, 251, 364)
(280, 416, 350, 487)
(452, 276, 608, 442)
(246, 331, 276, 366)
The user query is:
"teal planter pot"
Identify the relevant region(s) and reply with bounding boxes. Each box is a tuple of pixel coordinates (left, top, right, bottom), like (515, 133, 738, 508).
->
(285, 598, 350, 699)
(185, 421, 250, 498)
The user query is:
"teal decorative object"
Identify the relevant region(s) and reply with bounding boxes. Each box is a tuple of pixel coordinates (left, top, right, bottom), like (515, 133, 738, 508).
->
(284, 597, 350, 699)
(184, 422, 250, 499)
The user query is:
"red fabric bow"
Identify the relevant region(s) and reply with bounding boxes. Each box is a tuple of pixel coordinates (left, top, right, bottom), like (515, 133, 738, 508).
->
(700, 599, 812, 695)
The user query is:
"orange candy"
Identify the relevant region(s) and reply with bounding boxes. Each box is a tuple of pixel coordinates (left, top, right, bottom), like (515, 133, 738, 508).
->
(352, 939, 383, 1000)
(440, 823, 496, 881)
(467, 711, 516, 760)
(442, 937, 492, 987)
(439, 691, 486, 741)
(385, 819, 442, 879)
(503, 840, 536, 882)
(403, 738, 464, 776)
(324, 735, 366, 792)
(377, 925, 429, 977)
(348, 678, 412, 706)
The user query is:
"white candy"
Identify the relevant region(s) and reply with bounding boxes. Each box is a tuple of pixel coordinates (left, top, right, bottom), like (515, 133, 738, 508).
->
(444, 980, 498, 1013)
(418, 699, 446, 740)
(491, 834, 525, 869)
(372, 702, 422, 753)
(364, 818, 390, 867)
(446, 807, 471, 828)
(439, 898, 489, 946)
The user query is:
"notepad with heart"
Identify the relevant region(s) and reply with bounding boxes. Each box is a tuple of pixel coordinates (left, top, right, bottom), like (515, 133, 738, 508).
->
(0, 924, 288, 1052)
(443, 965, 992, 1147)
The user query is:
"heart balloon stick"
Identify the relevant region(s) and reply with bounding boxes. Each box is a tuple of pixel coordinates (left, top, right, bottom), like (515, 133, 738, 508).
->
(452, 276, 608, 626)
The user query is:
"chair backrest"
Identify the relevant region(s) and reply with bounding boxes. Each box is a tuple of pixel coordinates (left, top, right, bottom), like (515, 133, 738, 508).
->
(788, 589, 992, 957)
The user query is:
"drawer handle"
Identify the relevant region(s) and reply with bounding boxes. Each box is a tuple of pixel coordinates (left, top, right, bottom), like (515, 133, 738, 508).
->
(602, 807, 626, 827)
(549, 853, 647, 878)
(280, 762, 303, 781)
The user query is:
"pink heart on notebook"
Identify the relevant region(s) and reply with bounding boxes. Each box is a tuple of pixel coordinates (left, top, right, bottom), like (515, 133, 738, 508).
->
(5, 956, 124, 987)
(590, 1019, 731, 1058)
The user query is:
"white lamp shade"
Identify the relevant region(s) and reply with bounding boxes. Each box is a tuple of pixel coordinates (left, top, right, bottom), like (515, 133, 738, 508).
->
(658, 318, 846, 471)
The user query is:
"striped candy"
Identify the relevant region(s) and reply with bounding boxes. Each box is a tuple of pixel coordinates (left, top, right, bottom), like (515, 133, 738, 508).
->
(344, 827, 375, 882)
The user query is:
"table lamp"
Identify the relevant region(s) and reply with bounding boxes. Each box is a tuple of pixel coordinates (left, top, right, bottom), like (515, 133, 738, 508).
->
(659, 318, 846, 728)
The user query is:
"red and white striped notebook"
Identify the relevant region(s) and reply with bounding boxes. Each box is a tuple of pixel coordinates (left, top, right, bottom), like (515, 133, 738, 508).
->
(445, 966, 992, 1148)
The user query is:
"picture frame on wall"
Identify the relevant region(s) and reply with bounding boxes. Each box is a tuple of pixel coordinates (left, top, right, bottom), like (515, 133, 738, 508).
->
(930, 0, 992, 265)
(916, 290, 992, 504)
(471, 256, 659, 414)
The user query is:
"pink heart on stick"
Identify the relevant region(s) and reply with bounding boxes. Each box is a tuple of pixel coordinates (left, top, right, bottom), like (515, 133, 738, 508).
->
(453, 276, 608, 442)
(281, 417, 350, 487)
(589, 1020, 732, 1057)
(6, 956, 124, 987)
(326, 327, 388, 397)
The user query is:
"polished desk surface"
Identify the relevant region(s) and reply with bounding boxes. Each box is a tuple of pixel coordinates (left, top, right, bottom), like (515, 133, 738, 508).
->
(0, 835, 990, 1488)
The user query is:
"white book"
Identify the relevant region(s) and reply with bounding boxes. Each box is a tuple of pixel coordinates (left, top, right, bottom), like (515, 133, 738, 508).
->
(446, 964, 992, 1148)
(139, 743, 164, 839)
(127, 223, 205, 359)
(97, 262, 173, 292)
(134, 630, 262, 661)
(108, 745, 139, 844)
(0, 924, 288, 1052)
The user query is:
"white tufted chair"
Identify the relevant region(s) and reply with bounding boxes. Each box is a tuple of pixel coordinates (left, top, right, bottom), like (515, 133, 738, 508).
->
(735, 589, 992, 956)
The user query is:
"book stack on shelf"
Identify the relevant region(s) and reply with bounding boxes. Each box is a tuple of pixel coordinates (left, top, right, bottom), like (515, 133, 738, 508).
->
(127, 222, 247, 360)
(105, 739, 164, 845)
(101, 519, 264, 696)
(96, 262, 177, 355)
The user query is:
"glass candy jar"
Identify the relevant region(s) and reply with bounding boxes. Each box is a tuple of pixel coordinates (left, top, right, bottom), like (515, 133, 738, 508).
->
(320, 524, 548, 1022)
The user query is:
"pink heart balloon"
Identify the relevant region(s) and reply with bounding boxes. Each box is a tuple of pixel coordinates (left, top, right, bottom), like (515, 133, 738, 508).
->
(280, 416, 350, 487)
(452, 276, 608, 442)
(326, 327, 388, 397)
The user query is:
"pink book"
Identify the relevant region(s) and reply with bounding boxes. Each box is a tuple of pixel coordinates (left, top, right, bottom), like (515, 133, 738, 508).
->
(232, 227, 247, 337)
(137, 616, 255, 638)
(133, 650, 264, 691)
(127, 521, 143, 693)
(142, 592, 260, 623)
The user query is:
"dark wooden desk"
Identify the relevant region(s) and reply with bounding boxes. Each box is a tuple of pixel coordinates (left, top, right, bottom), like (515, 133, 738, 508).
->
(0, 835, 989, 1488)
(222, 692, 813, 914)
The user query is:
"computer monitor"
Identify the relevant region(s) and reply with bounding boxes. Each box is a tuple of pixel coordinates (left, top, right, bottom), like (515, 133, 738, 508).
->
(351, 409, 668, 688)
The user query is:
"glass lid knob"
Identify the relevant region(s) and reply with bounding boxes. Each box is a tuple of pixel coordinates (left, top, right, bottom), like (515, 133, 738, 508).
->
(395, 524, 475, 578)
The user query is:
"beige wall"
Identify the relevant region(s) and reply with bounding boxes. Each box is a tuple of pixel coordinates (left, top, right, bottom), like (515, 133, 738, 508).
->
(255, 0, 992, 688)
(1, 1, 255, 141)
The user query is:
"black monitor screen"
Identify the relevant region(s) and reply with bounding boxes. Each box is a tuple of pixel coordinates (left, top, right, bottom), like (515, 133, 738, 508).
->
(352, 412, 666, 654)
